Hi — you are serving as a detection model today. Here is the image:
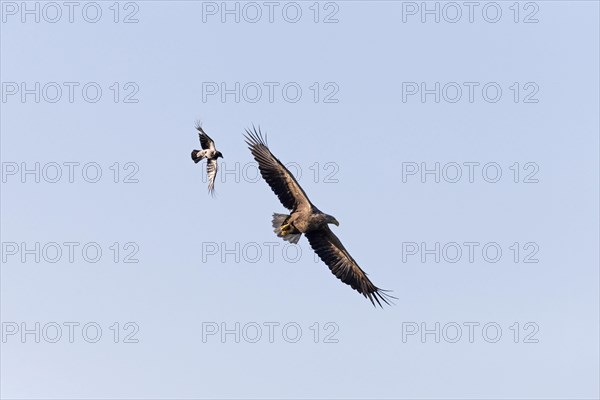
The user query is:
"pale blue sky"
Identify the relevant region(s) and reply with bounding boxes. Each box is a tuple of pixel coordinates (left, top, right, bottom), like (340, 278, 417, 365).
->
(1, 1, 599, 399)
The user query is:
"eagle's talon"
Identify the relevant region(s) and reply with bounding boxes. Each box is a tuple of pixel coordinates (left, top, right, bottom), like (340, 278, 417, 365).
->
(280, 223, 291, 235)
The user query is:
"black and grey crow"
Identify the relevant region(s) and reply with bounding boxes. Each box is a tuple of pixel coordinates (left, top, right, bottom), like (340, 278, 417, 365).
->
(191, 122, 223, 195)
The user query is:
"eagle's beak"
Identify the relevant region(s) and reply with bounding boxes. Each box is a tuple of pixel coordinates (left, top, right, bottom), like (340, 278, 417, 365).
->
(333, 219, 340, 226)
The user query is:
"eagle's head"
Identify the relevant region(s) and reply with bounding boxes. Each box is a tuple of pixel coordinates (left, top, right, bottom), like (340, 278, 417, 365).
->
(325, 214, 340, 227)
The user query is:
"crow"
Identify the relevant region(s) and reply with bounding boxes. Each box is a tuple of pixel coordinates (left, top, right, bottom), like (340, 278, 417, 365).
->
(191, 122, 223, 195)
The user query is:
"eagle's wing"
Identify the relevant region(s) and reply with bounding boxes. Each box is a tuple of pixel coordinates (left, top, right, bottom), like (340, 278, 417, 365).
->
(305, 227, 395, 307)
(196, 122, 216, 151)
(206, 159, 218, 195)
(244, 127, 312, 211)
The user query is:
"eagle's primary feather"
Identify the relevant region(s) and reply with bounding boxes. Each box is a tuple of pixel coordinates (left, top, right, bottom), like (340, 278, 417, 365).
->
(244, 127, 312, 212)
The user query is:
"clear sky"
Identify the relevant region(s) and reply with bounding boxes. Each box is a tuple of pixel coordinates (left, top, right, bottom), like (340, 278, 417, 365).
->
(1, 1, 599, 399)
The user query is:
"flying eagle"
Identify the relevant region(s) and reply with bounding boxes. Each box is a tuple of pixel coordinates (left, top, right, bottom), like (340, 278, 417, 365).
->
(191, 122, 223, 195)
(244, 127, 395, 307)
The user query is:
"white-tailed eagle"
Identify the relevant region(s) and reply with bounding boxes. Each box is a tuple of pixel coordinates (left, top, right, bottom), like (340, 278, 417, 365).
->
(245, 127, 395, 307)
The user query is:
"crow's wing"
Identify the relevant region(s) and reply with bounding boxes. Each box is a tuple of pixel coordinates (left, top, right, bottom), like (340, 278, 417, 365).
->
(196, 122, 216, 151)
(206, 159, 218, 195)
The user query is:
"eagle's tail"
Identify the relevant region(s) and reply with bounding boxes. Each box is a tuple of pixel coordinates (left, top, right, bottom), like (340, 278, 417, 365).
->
(191, 150, 204, 164)
(272, 213, 301, 244)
